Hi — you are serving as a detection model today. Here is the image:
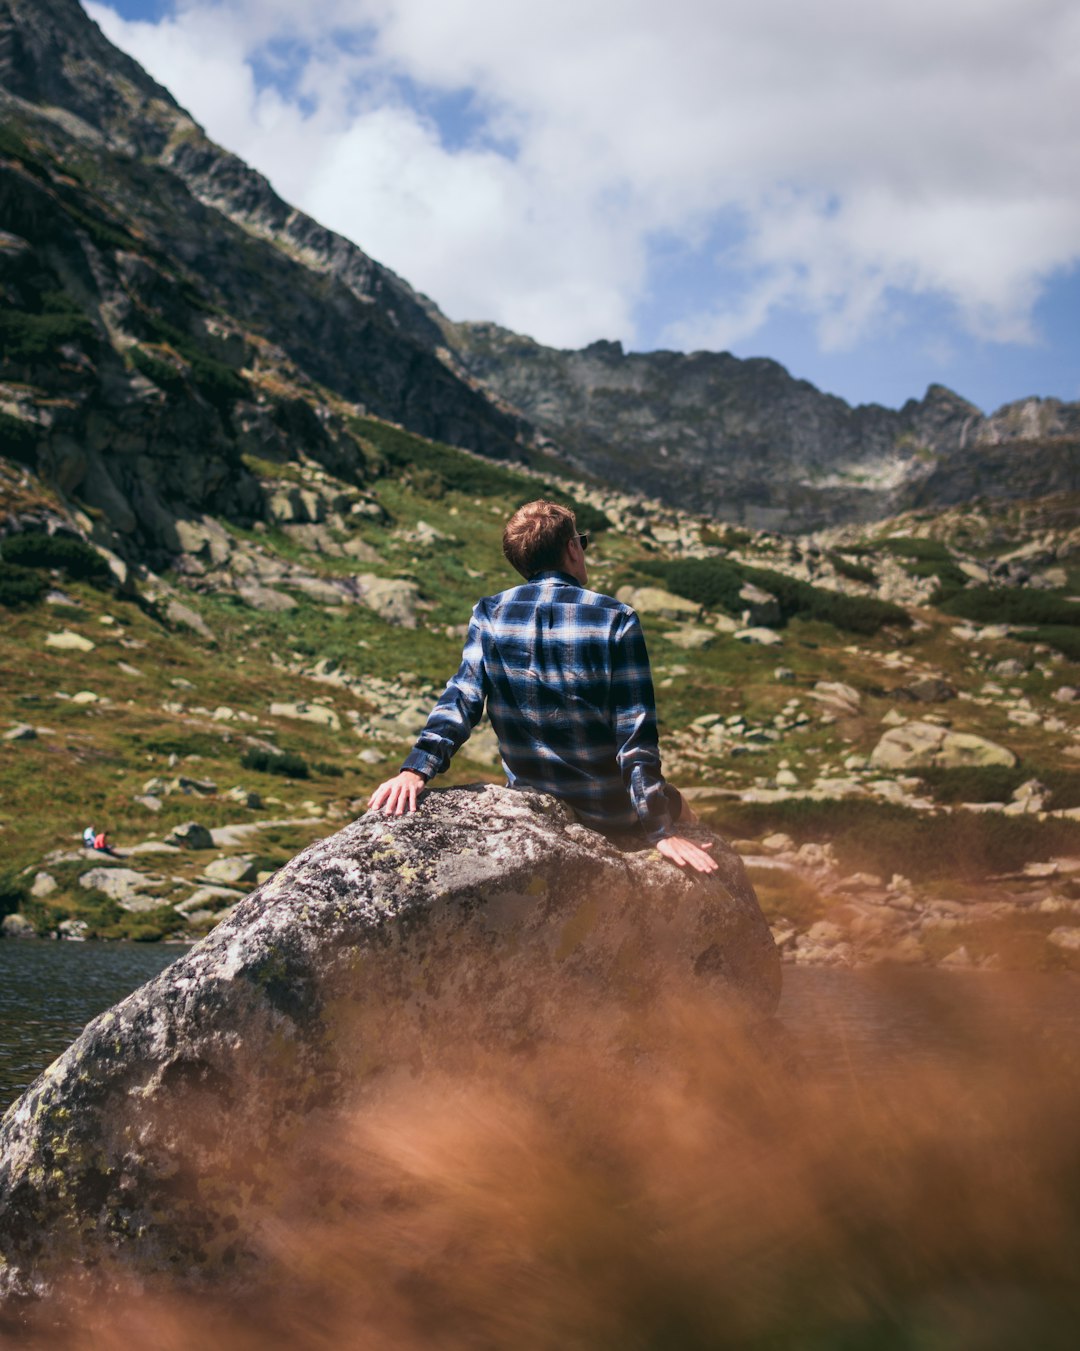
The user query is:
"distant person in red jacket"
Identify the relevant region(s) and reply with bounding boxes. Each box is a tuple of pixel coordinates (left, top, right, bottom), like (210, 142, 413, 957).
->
(92, 830, 118, 856)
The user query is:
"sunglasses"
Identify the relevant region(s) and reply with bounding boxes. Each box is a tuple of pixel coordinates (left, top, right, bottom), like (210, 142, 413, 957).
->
(576, 532, 589, 552)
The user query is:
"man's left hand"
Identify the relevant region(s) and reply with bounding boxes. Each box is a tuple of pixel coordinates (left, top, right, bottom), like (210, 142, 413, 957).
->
(656, 835, 717, 873)
(367, 769, 426, 816)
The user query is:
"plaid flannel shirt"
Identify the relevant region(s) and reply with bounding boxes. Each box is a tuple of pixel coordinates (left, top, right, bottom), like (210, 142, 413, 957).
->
(401, 570, 675, 840)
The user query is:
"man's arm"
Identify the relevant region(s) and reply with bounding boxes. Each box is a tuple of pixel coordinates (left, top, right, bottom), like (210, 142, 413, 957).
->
(611, 610, 717, 873)
(368, 607, 488, 815)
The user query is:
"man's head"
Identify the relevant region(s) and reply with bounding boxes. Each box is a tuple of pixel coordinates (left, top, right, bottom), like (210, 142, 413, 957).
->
(502, 499, 585, 583)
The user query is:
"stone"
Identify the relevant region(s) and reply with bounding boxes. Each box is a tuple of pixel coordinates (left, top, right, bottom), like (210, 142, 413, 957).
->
(269, 700, 341, 731)
(663, 624, 715, 650)
(70, 691, 101, 705)
(357, 748, 386, 765)
(30, 872, 57, 899)
(1, 914, 35, 939)
(870, 721, 1016, 770)
(354, 574, 424, 628)
(288, 575, 346, 605)
(738, 582, 780, 627)
(774, 769, 798, 787)
(165, 600, 215, 643)
(58, 919, 89, 940)
(78, 868, 166, 910)
(3, 724, 37, 741)
(223, 786, 263, 808)
(0, 786, 778, 1300)
(201, 856, 257, 886)
(236, 582, 298, 612)
(774, 667, 796, 683)
(1053, 686, 1078, 704)
(991, 658, 1027, 679)
(733, 627, 782, 646)
(134, 795, 163, 812)
(761, 833, 795, 853)
(615, 585, 700, 622)
(810, 681, 861, 714)
(168, 776, 218, 797)
(174, 886, 244, 916)
(45, 630, 94, 652)
(1048, 927, 1080, 952)
(164, 822, 215, 850)
(899, 677, 956, 703)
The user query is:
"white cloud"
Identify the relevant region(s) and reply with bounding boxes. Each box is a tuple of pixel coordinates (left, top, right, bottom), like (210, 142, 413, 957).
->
(85, 0, 1080, 358)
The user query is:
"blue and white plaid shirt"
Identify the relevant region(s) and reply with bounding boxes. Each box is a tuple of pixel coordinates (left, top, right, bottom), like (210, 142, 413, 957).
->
(402, 570, 675, 840)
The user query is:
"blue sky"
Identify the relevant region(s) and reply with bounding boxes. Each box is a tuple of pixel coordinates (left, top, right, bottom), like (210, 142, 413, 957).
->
(89, 0, 1080, 414)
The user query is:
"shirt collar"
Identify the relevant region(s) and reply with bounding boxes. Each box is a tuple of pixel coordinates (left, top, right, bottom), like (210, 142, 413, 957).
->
(528, 569, 579, 585)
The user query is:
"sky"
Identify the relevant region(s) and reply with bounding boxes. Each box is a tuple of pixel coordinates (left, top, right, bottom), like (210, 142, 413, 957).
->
(85, 0, 1080, 414)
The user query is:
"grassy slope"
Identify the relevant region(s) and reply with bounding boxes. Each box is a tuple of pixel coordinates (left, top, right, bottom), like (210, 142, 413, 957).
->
(1, 441, 1078, 960)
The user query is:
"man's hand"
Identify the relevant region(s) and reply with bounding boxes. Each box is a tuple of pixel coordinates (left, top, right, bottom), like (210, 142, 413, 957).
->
(367, 769, 426, 816)
(656, 834, 717, 874)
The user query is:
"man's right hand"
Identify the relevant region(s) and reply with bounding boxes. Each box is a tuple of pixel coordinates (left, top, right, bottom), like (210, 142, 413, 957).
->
(656, 834, 718, 874)
(367, 769, 426, 816)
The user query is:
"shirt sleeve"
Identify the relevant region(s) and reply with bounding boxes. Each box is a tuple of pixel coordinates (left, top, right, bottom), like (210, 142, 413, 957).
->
(610, 609, 674, 842)
(402, 605, 488, 781)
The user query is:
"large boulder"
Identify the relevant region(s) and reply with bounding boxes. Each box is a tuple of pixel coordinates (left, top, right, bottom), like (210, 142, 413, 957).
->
(0, 785, 778, 1304)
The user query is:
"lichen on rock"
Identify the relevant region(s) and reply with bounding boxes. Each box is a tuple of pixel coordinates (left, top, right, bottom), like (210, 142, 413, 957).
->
(0, 785, 778, 1305)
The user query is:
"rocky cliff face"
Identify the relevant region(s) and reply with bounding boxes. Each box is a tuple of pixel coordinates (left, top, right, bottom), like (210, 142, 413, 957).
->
(0, 785, 778, 1304)
(446, 324, 1080, 530)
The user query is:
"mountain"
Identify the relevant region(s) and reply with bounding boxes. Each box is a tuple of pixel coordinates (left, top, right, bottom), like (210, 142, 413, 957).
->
(1, 0, 1077, 553)
(444, 324, 1080, 530)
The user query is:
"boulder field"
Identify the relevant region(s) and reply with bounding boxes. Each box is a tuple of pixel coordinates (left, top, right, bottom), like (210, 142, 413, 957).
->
(0, 785, 778, 1305)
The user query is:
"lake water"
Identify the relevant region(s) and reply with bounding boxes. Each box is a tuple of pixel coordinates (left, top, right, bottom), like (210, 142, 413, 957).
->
(3, 941, 1080, 1112)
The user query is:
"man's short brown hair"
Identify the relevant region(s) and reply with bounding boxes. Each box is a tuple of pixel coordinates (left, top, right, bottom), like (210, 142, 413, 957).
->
(502, 499, 577, 579)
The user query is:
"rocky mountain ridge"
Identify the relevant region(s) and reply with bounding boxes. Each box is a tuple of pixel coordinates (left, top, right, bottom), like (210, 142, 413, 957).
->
(446, 324, 1080, 529)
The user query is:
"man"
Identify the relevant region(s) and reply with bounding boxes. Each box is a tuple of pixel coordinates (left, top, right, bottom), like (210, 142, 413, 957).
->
(368, 499, 717, 873)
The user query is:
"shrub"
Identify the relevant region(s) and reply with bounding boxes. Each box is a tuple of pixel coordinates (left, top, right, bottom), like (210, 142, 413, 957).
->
(827, 551, 876, 586)
(640, 558, 909, 635)
(940, 588, 1080, 627)
(239, 748, 310, 779)
(0, 532, 112, 586)
(0, 411, 40, 468)
(0, 870, 28, 920)
(877, 536, 955, 563)
(0, 561, 46, 608)
(0, 307, 96, 363)
(137, 314, 249, 410)
(1012, 627, 1080, 662)
(311, 760, 345, 778)
(917, 765, 1025, 804)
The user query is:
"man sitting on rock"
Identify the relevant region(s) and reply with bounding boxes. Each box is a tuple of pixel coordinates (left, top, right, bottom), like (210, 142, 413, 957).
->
(368, 499, 717, 873)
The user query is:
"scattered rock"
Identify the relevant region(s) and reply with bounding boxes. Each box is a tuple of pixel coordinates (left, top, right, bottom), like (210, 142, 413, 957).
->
(201, 856, 257, 886)
(1, 914, 35, 939)
(733, 627, 782, 646)
(133, 795, 163, 813)
(2, 724, 37, 742)
(163, 822, 214, 850)
(173, 886, 244, 916)
(269, 701, 341, 731)
(1048, 927, 1080, 952)
(45, 630, 94, 652)
(223, 786, 263, 808)
(70, 691, 101, 705)
(165, 600, 215, 643)
(58, 919, 89, 941)
(615, 585, 700, 621)
(870, 721, 1016, 770)
(354, 574, 424, 628)
(897, 677, 956, 703)
(1053, 686, 1078, 704)
(29, 873, 57, 899)
(664, 624, 716, 650)
(78, 868, 166, 910)
(236, 582, 298, 612)
(810, 681, 862, 715)
(738, 582, 780, 627)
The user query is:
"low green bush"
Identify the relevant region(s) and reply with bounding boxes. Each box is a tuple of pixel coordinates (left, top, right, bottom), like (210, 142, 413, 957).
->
(0, 561, 46, 608)
(940, 587, 1080, 627)
(640, 558, 909, 635)
(0, 411, 39, 467)
(0, 871, 28, 920)
(827, 551, 877, 586)
(917, 765, 1025, 804)
(1013, 627, 1080, 662)
(877, 536, 955, 563)
(0, 532, 112, 586)
(239, 747, 310, 779)
(0, 307, 96, 363)
(311, 760, 345, 778)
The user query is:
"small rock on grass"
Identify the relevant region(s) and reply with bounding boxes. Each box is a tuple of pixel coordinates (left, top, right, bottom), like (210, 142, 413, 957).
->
(45, 630, 95, 652)
(164, 822, 214, 850)
(2, 724, 36, 741)
(1, 914, 35, 938)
